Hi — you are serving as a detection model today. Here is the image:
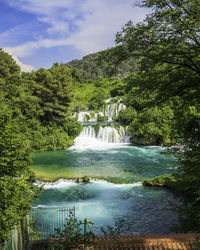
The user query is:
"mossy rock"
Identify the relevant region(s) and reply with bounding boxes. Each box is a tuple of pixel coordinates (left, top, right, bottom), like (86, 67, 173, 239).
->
(82, 176, 90, 183)
(142, 175, 177, 190)
(75, 176, 90, 183)
(90, 111, 96, 118)
(112, 115, 119, 121)
(97, 115, 108, 121)
(84, 114, 91, 121)
(94, 124, 100, 134)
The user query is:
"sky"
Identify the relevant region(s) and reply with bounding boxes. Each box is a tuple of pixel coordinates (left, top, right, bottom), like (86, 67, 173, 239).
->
(0, 0, 149, 72)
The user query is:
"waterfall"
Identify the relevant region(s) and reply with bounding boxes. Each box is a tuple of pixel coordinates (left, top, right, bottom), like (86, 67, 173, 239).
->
(103, 103, 126, 121)
(75, 100, 126, 122)
(71, 99, 130, 150)
(73, 125, 129, 148)
(97, 126, 128, 143)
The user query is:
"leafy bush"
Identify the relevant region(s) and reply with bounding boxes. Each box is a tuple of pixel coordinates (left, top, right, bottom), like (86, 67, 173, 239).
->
(84, 114, 91, 121)
(97, 115, 108, 121)
(93, 124, 100, 134)
(50, 212, 94, 249)
(119, 107, 137, 125)
(142, 175, 177, 189)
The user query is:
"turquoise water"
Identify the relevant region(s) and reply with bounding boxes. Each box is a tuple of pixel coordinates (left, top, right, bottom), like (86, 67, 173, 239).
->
(32, 144, 179, 235)
(31, 145, 176, 182)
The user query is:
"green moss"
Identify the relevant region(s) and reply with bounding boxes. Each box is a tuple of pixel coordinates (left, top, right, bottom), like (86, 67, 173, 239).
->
(75, 113, 79, 121)
(93, 124, 100, 134)
(84, 114, 91, 121)
(108, 98, 119, 104)
(142, 174, 177, 190)
(112, 115, 119, 121)
(97, 115, 109, 121)
(90, 111, 96, 118)
(82, 176, 90, 183)
(113, 123, 121, 129)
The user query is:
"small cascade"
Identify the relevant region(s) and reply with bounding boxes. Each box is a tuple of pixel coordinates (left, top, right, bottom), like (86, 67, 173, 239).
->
(72, 98, 130, 149)
(97, 126, 128, 143)
(74, 125, 129, 146)
(103, 103, 126, 121)
(76, 111, 104, 122)
(74, 98, 126, 122)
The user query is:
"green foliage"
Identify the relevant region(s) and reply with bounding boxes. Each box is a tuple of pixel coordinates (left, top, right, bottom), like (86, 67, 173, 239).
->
(71, 78, 125, 112)
(128, 104, 175, 145)
(84, 114, 91, 121)
(93, 124, 100, 134)
(50, 212, 94, 249)
(82, 176, 90, 183)
(90, 111, 95, 118)
(100, 218, 130, 236)
(30, 64, 73, 122)
(0, 100, 30, 176)
(66, 51, 137, 80)
(119, 107, 137, 125)
(142, 175, 177, 189)
(0, 97, 41, 244)
(0, 49, 20, 78)
(97, 115, 108, 122)
(0, 175, 40, 244)
(112, 115, 119, 121)
(0, 50, 81, 244)
(28, 217, 41, 240)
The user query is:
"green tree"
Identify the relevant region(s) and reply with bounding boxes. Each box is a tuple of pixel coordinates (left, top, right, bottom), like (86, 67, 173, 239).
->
(0, 97, 39, 244)
(0, 50, 40, 244)
(32, 64, 73, 122)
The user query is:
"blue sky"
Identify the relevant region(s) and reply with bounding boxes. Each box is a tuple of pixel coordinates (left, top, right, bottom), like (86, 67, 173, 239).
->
(0, 0, 149, 71)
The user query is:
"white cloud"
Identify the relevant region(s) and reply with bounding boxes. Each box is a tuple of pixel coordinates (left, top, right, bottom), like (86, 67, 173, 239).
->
(2, 0, 149, 62)
(4, 49, 34, 72)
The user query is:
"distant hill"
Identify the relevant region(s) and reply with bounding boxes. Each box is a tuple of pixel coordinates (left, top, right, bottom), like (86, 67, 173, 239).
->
(66, 51, 137, 80)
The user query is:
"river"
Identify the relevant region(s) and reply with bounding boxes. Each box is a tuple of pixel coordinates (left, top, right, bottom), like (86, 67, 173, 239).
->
(32, 102, 179, 235)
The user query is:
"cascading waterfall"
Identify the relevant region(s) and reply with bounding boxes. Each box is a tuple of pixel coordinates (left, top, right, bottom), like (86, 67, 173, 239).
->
(75, 99, 126, 122)
(76, 125, 129, 144)
(103, 103, 126, 121)
(72, 99, 130, 148)
(76, 111, 104, 122)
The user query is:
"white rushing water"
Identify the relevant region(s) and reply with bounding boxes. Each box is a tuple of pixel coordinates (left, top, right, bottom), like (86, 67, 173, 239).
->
(71, 125, 130, 150)
(103, 103, 126, 121)
(35, 178, 142, 190)
(75, 100, 126, 122)
(76, 111, 104, 122)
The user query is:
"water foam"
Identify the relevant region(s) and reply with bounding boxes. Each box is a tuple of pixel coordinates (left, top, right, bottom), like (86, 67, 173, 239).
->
(35, 179, 78, 189)
(103, 103, 126, 121)
(70, 125, 130, 151)
(75, 101, 126, 122)
(35, 178, 142, 190)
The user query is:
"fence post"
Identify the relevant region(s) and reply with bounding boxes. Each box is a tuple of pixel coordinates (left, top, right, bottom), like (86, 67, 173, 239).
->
(84, 218, 87, 239)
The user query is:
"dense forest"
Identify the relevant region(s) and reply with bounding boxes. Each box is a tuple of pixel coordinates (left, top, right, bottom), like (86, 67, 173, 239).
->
(0, 0, 200, 244)
(66, 51, 137, 80)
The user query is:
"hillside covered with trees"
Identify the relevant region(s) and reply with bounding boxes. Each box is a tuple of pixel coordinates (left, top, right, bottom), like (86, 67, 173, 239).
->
(66, 51, 137, 80)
